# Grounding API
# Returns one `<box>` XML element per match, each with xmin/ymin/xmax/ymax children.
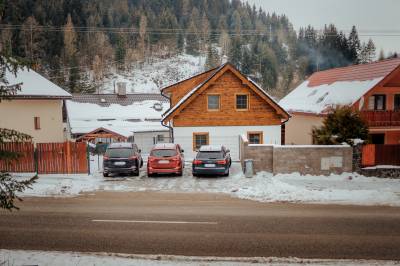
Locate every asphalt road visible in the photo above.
<box><xmin>1</xmin><ymin>192</ymin><xmax>400</xmax><ymax>260</ymax></box>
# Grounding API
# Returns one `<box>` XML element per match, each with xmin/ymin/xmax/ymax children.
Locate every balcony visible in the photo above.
<box><xmin>360</xmin><ymin>110</ymin><xmax>400</xmax><ymax>127</ymax></box>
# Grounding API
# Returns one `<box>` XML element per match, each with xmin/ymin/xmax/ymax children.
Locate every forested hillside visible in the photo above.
<box><xmin>0</xmin><ymin>0</ymin><xmax>379</xmax><ymax>98</ymax></box>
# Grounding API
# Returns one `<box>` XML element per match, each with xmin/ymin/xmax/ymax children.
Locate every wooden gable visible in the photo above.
<box><xmin>162</xmin><ymin>63</ymin><xmax>290</xmax><ymax>127</ymax></box>
<box><xmin>162</xmin><ymin>67</ymin><xmax>218</xmax><ymax>106</ymax></box>
<box><xmin>354</xmin><ymin>65</ymin><xmax>400</xmax><ymax>111</ymax></box>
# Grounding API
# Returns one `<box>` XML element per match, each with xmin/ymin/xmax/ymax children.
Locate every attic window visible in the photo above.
<box><xmin>316</xmin><ymin>92</ymin><xmax>329</xmax><ymax>104</ymax></box>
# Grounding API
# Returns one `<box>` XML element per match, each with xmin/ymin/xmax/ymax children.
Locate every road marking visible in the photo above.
<box><xmin>92</xmin><ymin>219</ymin><xmax>218</xmax><ymax>225</ymax></box>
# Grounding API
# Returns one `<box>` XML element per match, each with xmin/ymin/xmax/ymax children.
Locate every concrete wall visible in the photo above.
<box><xmin>0</xmin><ymin>99</ymin><xmax>65</xmax><ymax>143</ymax></box>
<box><xmin>285</xmin><ymin>113</ymin><xmax>324</xmax><ymax>145</ymax></box>
<box><xmin>240</xmin><ymin>136</ymin><xmax>353</xmax><ymax>175</ymax></box>
<box><xmin>174</xmin><ymin>125</ymin><xmax>281</xmax><ymax>161</ymax></box>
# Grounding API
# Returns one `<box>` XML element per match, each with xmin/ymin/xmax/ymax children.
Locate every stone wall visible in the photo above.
<box><xmin>240</xmin><ymin>135</ymin><xmax>353</xmax><ymax>175</ymax></box>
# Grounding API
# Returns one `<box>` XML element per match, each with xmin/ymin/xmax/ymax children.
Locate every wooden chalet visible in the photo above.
<box><xmin>161</xmin><ymin>63</ymin><xmax>290</xmax><ymax>160</ymax></box>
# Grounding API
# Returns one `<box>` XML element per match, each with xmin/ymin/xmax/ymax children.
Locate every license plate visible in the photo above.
<box><xmin>159</xmin><ymin>160</ymin><xmax>170</xmax><ymax>164</ymax></box>
<box><xmin>204</xmin><ymin>164</ymin><xmax>216</xmax><ymax>168</ymax></box>
<box><xmin>114</xmin><ymin>161</ymin><xmax>126</xmax><ymax>166</ymax></box>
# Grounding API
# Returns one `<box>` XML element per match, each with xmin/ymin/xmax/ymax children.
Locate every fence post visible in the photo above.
<box><xmin>34</xmin><ymin>146</ymin><xmax>38</xmax><ymax>175</ymax></box>
<box><xmin>86</xmin><ymin>144</ymin><xmax>91</xmax><ymax>176</ymax></box>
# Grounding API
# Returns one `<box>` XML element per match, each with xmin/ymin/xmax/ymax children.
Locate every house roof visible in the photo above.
<box><xmin>279</xmin><ymin>58</ymin><xmax>400</xmax><ymax>115</ymax></box>
<box><xmin>4</xmin><ymin>67</ymin><xmax>71</xmax><ymax>99</ymax></box>
<box><xmin>162</xmin><ymin>63</ymin><xmax>290</xmax><ymax>123</ymax></box>
<box><xmin>160</xmin><ymin>66</ymin><xmax>220</xmax><ymax>92</ymax></box>
<box><xmin>71</xmin><ymin>93</ymin><xmax>168</xmax><ymax>107</ymax></box>
<box><xmin>67</xmin><ymin>94</ymin><xmax>169</xmax><ymax>137</ymax></box>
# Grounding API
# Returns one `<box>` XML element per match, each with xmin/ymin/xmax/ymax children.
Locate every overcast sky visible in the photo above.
<box><xmin>246</xmin><ymin>0</ymin><xmax>400</xmax><ymax>55</ymax></box>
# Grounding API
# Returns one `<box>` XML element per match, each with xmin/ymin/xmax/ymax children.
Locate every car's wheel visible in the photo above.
<box><xmin>133</xmin><ymin>162</ymin><xmax>140</xmax><ymax>176</ymax></box>
<box><xmin>177</xmin><ymin>170</ymin><xmax>183</xmax><ymax>177</ymax></box>
<box><xmin>103</xmin><ymin>172</ymin><xmax>109</xmax><ymax>177</ymax></box>
<box><xmin>147</xmin><ymin>172</ymin><xmax>153</xmax><ymax>177</ymax></box>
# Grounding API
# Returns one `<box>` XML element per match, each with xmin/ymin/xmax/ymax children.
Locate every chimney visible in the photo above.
<box><xmin>116</xmin><ymin>82</ymin><xmax>127</xmax><ymax>97</ymax></box>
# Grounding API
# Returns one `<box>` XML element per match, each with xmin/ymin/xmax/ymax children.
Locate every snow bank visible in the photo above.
<box><xmin>1</xmin><ymin>249</ymin><xmax>398</xmax><ymax>266</ymax></box>
<box><xmin>15</xmin><ymin>162</ymin><xmax>400</xmax><ymax>206</ymax></box>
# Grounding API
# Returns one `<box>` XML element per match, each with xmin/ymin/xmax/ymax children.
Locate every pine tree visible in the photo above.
<box><xmin>205</xmin><ymin>44</ymin><xmax>220</xmax><ymax>69</ymax></box>
<box><xmin>312</xmin><ymin>106</ymin><xmax>369</xmax><ymax>145</ymax></box>
<box><xmin>0</xmin><ymin>56</ymin><xmax>37</xmax><ymax>211</ymax></box>
<box><xmin>347</xmin><ymin>26</ymin><xmax>361</xmax><ymax>64</ymax></box>
<box><xmin>63</xmin><ymin>14</ymin><xmax>77</xmax><ymax>63</ymax></box>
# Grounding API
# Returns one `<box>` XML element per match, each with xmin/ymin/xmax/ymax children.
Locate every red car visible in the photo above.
<box><xmin>147</xmin><ymin>143</ymin><xmax>185</xmax><ymax>177</ymax></box>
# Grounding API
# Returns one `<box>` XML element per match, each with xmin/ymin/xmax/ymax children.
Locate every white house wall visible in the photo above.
<box><xmin>173</xmin><ymin>126</ymin><xmax>281</xmax><ymax>161</ymax></box>
<box><xmin>134</xmin><ymin>131</ymin><xmax>170</xmax><ymax>155</ymax></box>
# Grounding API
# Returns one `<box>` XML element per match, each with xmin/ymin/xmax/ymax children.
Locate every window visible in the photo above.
<box><xmin>207</xmin><ymin>94</ymin><xmax>220</xmax><ymax>111</ymax></box>
<box><xmin>248</xmin><ymin>132</ymin><xmax>263</xmax><ymax>144</ymax></box>
<box><xmin>236</xmin><ymin>94</ymin><xmax>249</xmax><ymax>110</ymax></box>
<box><xmin>34</xmin><ymin>117</ymin><xmax>40</xmax><ymax>130</ymax></box>
<box><xmin>395</xmin><ymin>95</ymin><xmax>400</xmax><ymax>111</ymax></box>
<box><xmin>374</xmin><ymin>95</ymin><xmax>386</xmax><ymax>110</ymax></box>
<box><xmin>193</xmin><ymin>132</ymin><xmax>209</xmax><ymax>151</ymax></box>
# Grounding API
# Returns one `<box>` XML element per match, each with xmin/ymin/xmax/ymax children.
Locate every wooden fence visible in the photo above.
<box><xmin>0</xmin><ymin>142</ymin><xmax>35</xmax><ymax>172</ymax></box>
<box><xmin>0</xmin><ymin>142</ymin><xmax>88</xmax><ymax>174</ymax></box>
<box><xmin>362</xmin><ymin>144</ymin><xmax>400</xmax><ymax>167</ymax></box>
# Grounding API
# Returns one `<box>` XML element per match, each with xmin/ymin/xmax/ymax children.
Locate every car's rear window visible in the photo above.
<box><xmin>105</xmin><ymin>148</ymin><xmax>134</xmax><ymax>158</ymax></box>
<box><xmin>150</xmin><ymin>149</ymin><xmax>178</xmax><ymax>158</ymax></box>
<box><xmin>196</xmin><ymin>151</ymin><xmax>224</xmax><ymax>159</ymax></box>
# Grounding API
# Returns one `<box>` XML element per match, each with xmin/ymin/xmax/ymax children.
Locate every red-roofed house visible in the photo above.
<box><xmin>279</xmin><ymin>58</ymin><xmax>400</xmax><ymax>145</ymax></box>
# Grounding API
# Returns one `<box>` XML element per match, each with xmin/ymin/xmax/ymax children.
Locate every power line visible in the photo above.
<box><xmin>1</xmin><ymin>24</ymin><xmax>400</xmax><ymax>37</ymax></box>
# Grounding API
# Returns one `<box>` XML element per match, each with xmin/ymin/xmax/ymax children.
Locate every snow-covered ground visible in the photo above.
<box><xmin>1</xmin><ymin>250</ymin><xmax>398</xmax><ymax>266</ymax></box>
<box><xmin>99</xmin><ymin>54</ymin><xmax>206</xmax><ymax>93</ymax></box>
<box><xmin>14</xmin><ymin>161</ymin><xmax>400</xmax><ymax>206</ymax></box>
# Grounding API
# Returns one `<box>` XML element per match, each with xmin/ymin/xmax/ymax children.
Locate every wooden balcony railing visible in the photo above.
<box><xmin>360</xmin><ymin>110</ymin><xmax>400</xmax><ymax>127</ymax></box>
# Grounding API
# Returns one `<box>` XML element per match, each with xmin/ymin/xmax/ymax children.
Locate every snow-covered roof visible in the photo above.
<box><xmin>66</xmin><ymin>98</ymin><xmax>169</xmax><ymax>137</ymax></box>
<box><xmin>280</xmin><ymin>58</ymin><xmax>400</xmax><ymax>114</ymax></box>
<box><xmin>4</xmin><ymin>67</ymin><xmax>71</xmax><ymax>98</ymax></box>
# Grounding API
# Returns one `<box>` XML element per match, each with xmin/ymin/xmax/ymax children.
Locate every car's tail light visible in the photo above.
<box><xmin>217</xmin><ymin>160</ymin><xmax>227</xmax><ymax>165</ymax></box>
<box><xmin>103</xmin><ymin>156</ymin><xmax>109</xmax><ymax>161</ymax></box>
<box><xmin>193</xmin><ymin>160</ymin><xmax>202</xmax><ymax>165</ymax></box>
<box><xmin>129</xmin><ymin>156</ymin><xmax>138</xmax><ymax>160</ymax></box>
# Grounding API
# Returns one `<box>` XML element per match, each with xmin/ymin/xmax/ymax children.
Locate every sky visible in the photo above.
<box><xmin>246</xmin><ymin>0</ymin><xmax>400</xmax><ymax>56</ymax></box>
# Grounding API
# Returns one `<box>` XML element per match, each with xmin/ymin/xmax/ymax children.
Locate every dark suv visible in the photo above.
<box><xmin>192</xmin><ymin>145</ymin><xmax>231</xmax><ymax>177</ymax></box>
<box><xmin>103</xmin><ymin>143</ymin><xmax>143</xmax><ymax>177</ymax></box>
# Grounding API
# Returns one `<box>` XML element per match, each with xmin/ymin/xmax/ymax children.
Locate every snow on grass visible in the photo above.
<box><xmin>99</xmin><ymin>54</ymin><xmax>206</xmax><ymax>93</ymax></box>
<box><xmin>1</xmin><ymin>249</ymin><xmax>398</xmax><ymax>266</ymax></box>
<box><xmin>15</xmin><ymin>162</ymin><xmax>400</xmax><ymax>206</ymax></box>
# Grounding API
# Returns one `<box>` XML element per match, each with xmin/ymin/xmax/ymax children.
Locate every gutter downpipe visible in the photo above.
<box><xmin>160</xmin><ymin>90</ymin><xmax>174</xmax><ymax>143</ymax></box>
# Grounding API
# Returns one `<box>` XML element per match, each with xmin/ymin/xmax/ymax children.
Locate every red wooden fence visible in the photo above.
<box><xmin>0</xmin><ymin>142</ymin><xmax>88</xmax><ymax>174</ymax></box>
<box><xmin>361</xmin><ymin>144</ymin><xmax>376</xmax><ymax>167</ymax></box>
<box><xmin>362</xmin><ymin>144</ymin><xmax>400</xmax><ymax>167</ymax></box>
<box><xmin>0</xmin><ymin>142</ymin><xmax>35</xmax><ymax>172</ymax></box>
<box><xmin>37</xmin><ymin>142</ymin><xmax>88</xmax><ymax>174</ymax></box>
